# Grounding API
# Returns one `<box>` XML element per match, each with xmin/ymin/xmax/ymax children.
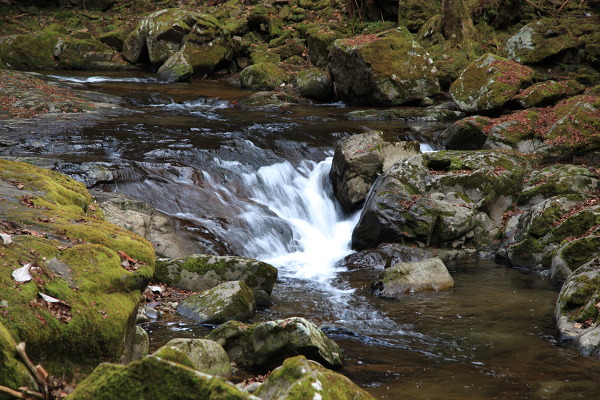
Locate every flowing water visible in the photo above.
<box><xmin>4</xmin><ymin>71</ymin><xmax>600</xmax><ymax>399</ymax></box>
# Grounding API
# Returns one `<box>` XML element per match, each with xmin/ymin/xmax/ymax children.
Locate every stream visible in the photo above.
<box><xmin>4</xmin><ymin>71</ymin><xmax>600</xmax><ymax>399</ymax></box>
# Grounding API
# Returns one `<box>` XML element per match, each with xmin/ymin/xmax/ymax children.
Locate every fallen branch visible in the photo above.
<box><xmin>0</xmin><ymin>385</ymin><xmax>26</xmax><ymax>399</ymax></box>
<box><xmin>15</xmin><ymin>342</ymin><xmax>48</xmax><ymax>398</ymax></box>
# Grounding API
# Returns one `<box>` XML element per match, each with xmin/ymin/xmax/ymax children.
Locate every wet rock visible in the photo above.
<box><xmin>177</xmin><ymin>281</ymin><xmax>256</xmax><ymax>324</ymax></box>
<box><xmin>351</xmin><ymin>150</ymin><xmax>529</xmax><ymax>250</ymax></box>
<box><xmin>155</xmin><ymin>254</ymin><xmax>278</xmax><ymax>296</ymax></box>
<box><xmin>340</xmin><ymin>243</ymin><xmax>435</xmax><ymax>271</ymax></box>
<box><xmin>239</xmin><ymin>62</ymin><xmax>289</xmax><ymax>90</ymax></box>
<box><xmin>371</xmin><ymin>257</ymin><xmax>454</xmax><ymax>297</ymax></box>
<box><xmin>0</xmin><ymin>322</ymin><xmax>37</xmax><ymax>393</ymax></box>
<box><xmin>442</xmin><ymin>116</ymin><xmax>493</xmax><ymax>150</ymax></box>
<box><xmin>122</xmin><ymin>325</ymin><xmax>149</xmax><ymax>364</ymax></box>
<box><xmin>54</xmin><ymin>161</ymin><xmax>114</xmax><ymax>188</ymax></box>
<box><xmin>329</xmin><ymin>131</ymin><xmax>421</xmax><ymax>213</ymax></box>
<box><xmin>345</xmin><ymin>108</ymin><xmax>465</xmax><ymax>122</ymax></box>
<box><xmin>255</xmin><ymin>355</ymin><xmax>375</xmax><ymax>400</ymax></box>
<box><xmin>157</xmin><ymin>52</ymin><xmax>193</xmax><ymax>82</ymax></box>
<box><xmin>0</xmin><ymin>159</ymin><xmax>155</xmax><ymax>371</ymax></box>
<box><xmin>450</xmin><ymin>53</ymin><xmax>534</xmax><ymax>113</ymax></box>
<box><xmin>68</xmin><ymin>355</ymin><xmax>257</xmax><ymax>400</ymax></box>
<box><xmin>96</xmin><ymin>191</ymin><xmax>215</xmax><ymax>259</ymax></box>
<box><xmin>294</xmin><ymin>67</ymin><xmax>331</xmax><ymax>99</ymax></box>
<box><xmin>513</xmin><ymin>80</ymin><xmax>585</xmax><ymax>108</ymax></box>
<box><xmin>207</xmin><ymin>317</ymin><xmax>343</xmax><ymax>370</ymax></box>
<box><xmin>153</xmin><ymin>338</ymin><xmax>231</xmax><ymax>377</ymax></box>
<box><xmin>328</xmin><ymin>27</ymin><xmax>440</xmax><ymax>106</ymax></box>
<box><xmin>554</xmin><ymin>259</ymin><xmax>600</xmax><ymax>357</ymax></box>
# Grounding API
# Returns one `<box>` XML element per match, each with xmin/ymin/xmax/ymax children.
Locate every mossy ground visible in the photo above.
<box><xmin>0</xmin><ymin>159</ymin><xmax>155</xmax><ymax>376</ymax></box>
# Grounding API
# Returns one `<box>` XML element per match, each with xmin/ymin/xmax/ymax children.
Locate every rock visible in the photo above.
<box><xmin>54</xmin><ymin>161</ymin><xmax>114</xmax><ymax>188</ymax></box>
<box><xmin>340</xmin><ymin>243</ymin><xmax>435</xmax><ymax>271</ymax></box>
<box><xmin>554</xmin><ymin>259</ymin><xmax>600</xmax><ymax>357</ymax></box>
<box><xmin>294</xmin><ymin>68</ymin><xmax>331</xmax><ymax>99</ymax></box>
<box><xmin>301</xmin><ymin>25</ymin><xmax>342</xmax><ymax>68</ymax></box>
<box><xmin>0</xmin><ymin>159</ymin><xmax>155</xmax><ymax>372</ymax></box>
<box><xmin>351</xmin><ymin>150</ymin><xmax>529</xmax><ymax>250</ymax></box>
<box><xmin>155</xmin><ymin>254</ymin><xmax>278</xmax><ymax>296</ymax></box>
<box><xmin>328</xmin><ymin>27</ymin><xmax>440</xmax><ymax>106</ymax></box>
<box><xmin>0</xmin><ymin>322</ymin><xmax>37</xmax><ymax>394</ymax></box>
<box><xmin>450</xmin><ymin>53</ymin><xmax>534</xmax><ymax>113</ymax></box>
<box><xmin>329</xmin><ymin>131</ymin><xmax>421</xmax><ymax>213</ymax></box>
<box><xmin>177</xmin><ymin>281</ymin><xmax>256</xmax><ymax>324</ymax></box>
<box><xmin>207</xmin><ymin>317</ymin><xmax>343</xmax><ymax>370</ymax></box>
<box><xmin>550</xmin><ymin>237</ymin><xmax>600</xmax><ymax>282</ymax></box>
<box><xmin>154</xmin><ymin>338</ymin><xmax>231</xmax><ymax>376</ymax></box>
<box><xmin>371</xmin><ymin>257</ymin><xmax>454</xmax><ymax>297</ymax></box>
<box><xmin>442</xmin><ymin>116</ymin><xmax>493</xmax><ymax>150</ymax></box>
<box><xmin>255</xmin><ymin>356</ymin><xmax>375</xmax><ymax>400</ymax></box>
<box><xmin>250</xmin><ymin>51</ymin><xmax>281</xmax><ymax>64</ymax></box>
<box><xmin>505</xmin><ymin>17</ymin><xmax>593</xmax><ymax>64</ymax></box>
<box><xmin>345</xmin><ymin>108</ymin><xmax>465</xmax><ymax>122</ymax></box>
<box><xmin>398</xmin><ymin>0</ymin><xmax>438</xmax><ymax>32</ymax></box>
<box><xmin>68</xmin><ymin>355</ymin><xmax>257</xmax><ymax>400</ymax></box>
<box><xmin>157</xmin><ymin>52</ymin><xmax>193</xmax><ymax>82</ymax></box>
<box><xmin>96</xmin><ymin>191</ymin><xmax>215</xmax><ymax>259</ymax></box>
<box><xmin>513</xmin><ymin>80</ymin><xmax>586</xmax><ymax>108</ymax></box>
<box><xmin>239</xmin><ymin>62</ymin><xmax>289</xmax><ymax>90</ymax></box>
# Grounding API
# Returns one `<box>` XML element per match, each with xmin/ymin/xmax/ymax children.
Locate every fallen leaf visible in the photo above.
<box><xmin>39</xmin><ymin>293</ymin><xmax>60</xmax><ymax>303</ymax></box>
<box><xmin>0</xmin><ymin>232</ymin><xmax>12</xmax><ymax>245</ymax></box>
<box><xmin>12</xmin><ymin>263</ymin><xmax>32</xmax><ymax>282</ymax></box>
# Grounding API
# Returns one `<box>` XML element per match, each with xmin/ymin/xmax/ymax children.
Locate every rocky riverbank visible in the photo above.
<box><xmin>1</xmin><ymin>0</ymin><xmax>599</xmax><ymax>398</ymax></box>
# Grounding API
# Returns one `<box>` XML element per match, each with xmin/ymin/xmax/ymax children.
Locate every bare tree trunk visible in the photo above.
<box><xmin>439</xmin><ymin>0</ymin><xmax>476</xmax><ymax>41</ymax></box>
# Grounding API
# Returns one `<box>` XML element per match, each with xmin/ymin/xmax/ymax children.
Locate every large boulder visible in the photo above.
<box><xmin>450</xmin><ymin>53</ymin><xmax>534</xmax><ymax>113</ymax></box>
<box><xmin>328</xmin><ymin>27</ymin><xmax>440</xmax><ymax>106</ymax></box>
<box><xmin>0</xmin><ymin>159</ymin><xmax>155</xmax><ymax>371</ymax></box>
<box><xmin>155</xmin><ymin>254</ymin><xmax>278</xmax><ymax>297</ymax></box>
<box><xmin>351</xmin><ymin>150</ymin><xmax>529</xmax><ymax>250</ymax></box>
<box><xmin>68</xmin><ymin>355</ymin><xmax>257</xmax><ymax>400</ymax></box>
<box><xmin>177</xmin><ymin>281</ymin><xmax>256</xmax><ymax>324</ymax></box>
<box><xmin>443</xmin><ymin>116</ymin><xmax>494</xmax><ymax>150</ymax></box>
<box><xmin>207</xmin><ymin>317</ymin><xmax>343</xmax><ymax>370</ymax></box>
<box><xmin>512</xmin><ymin>80</ymin><xmax>586</xmax><ymax>108</ymax></box>
<box><xmin>371</xmin><ymin>257</ymin><xmax>454</xmax><ymax>297</ymax></box>
<box><xmin>153</xmin><ymin>338</ymin><xmax>231</xmax><ymax>377</ymax></box>
<box><xmin>239</xmin><ymin>62</ymin><xmax>289</xmax><ymax>90</ymax></box>
<box><xmin>554</xmin><ymin>260</ymin><xmax>600</xmax><ymax>357</ymax></box>
<box><xmin>294</xmin><ymin>68</ymin><xmax>331</xmax><ymax>99</ymax></box>
<box><xmin>255</xmin><ymin>356</ymin><xmax>376</xmax><ymax>400</ymax></box>
<box><xmin>329</xmin><ymin>131</ymin><xmax>421</xmax><ymax>213</ymax></box>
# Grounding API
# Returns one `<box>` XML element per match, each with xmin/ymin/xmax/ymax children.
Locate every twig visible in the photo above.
<box><xmin>558</xmin><ymin>0</ymin><xmax>571</xmax><ymax>11</ymax></box>
<box><xmin>0</xmin><ymin>385</ymin><xmax>25</xmax><ymax>399</ymax></box>
<box><xmin>15</xmin><ymin>342</ymin><xmax>48</xmax><ymax>397</ymax></box>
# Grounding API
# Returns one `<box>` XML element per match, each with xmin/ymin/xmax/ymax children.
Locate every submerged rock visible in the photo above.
<box><xmin>153</xmin><ymin>338</ymin><xmax>231</xmax><ymax>377</ymax></box>
<box><xmin>68</xmin><ymin>355</ymin><xmax>257</xmax><ymax>400</ymax></box>
<box><xmin>371</xmin><ymin>257</ymin><xmax>455</xmax><ymax>297</ymax></box>
<box><xmin>177</xmin><ymin>280</ymin><xmax>256</xmax><ymax>324</ymax></box>
<box><xmin>207</xmin><ymin>317</ymin><xmax>343</xmax><ymax>371</ymax></box>
<box><xmin>450</xmin><ymin>53</ymin><xmax>534</xmax><ymax>113</ymax></box>
<box><xmin>255</xmin><ymin>355</ymin><xmax>375</xmax><ymax>400</ymax></box>
<box><xmin>328</xmin><ymin>27</ymin><xmax>440</xmax><ymax>106</ymax></box>
<box><xmin>329</xmin><ymin>131</ymin><xmax>420</xmax><ymax>213</ymax></box>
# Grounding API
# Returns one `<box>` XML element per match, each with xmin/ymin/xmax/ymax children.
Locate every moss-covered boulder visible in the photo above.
<box><xmin>551</xmin><ymin>236</ymin><xmax>600</xmax><ymax>282</ymax></box>
<box><xmin>450</xmin><ymin>53</ymin><xmax>534</xmax><ymax>113</ymax></box>
<box><xmin>0</xmin><ymin>159</ymin><xmax>155</xmax><ymax>372</ymax></box>
<box><xmin>328</xmin><ymin>27</ymin><xmax>440</xmax><ymax>106</ymax></box>
<box><xmin>0</xmin><ymin>23</ymin><xmax>116</xmax><ymax>70</ymax></box>
<box><xmin>294</xmin><ymin>67</ymin><xmax>331</xmax><ymax>99</ymax></box>
<box><xmin>398</xmin><ymin>0</ymin><xmax>439</xmax><ymax>32</ymax></box>
<box><xmin>157</xmin><ymin>52</ymin><xmax>193</xmax><ymax>82</ymax></box>
<box><xmin>255</xmin><ymin>356</ymin><xmax>375</xmax><ymax>400</ymax></box>
<box><xmin>351</xmin><ymin>150</ymin><xmax>529</xmax><ymax>251</ymax></box>
<box><xmin>554</xmin><ymin>260</ymin><xmax>600</xmax><ymax>357</ymax></box>
<box><xmin>299</xmin><ymin>24</ymin><xmax>343</xmax><ymax>68</ymax></box>
<box><xmin>177</xmin><ymin>281</ymin><xmax>256</xmax><ymax>324</ymax></box>
<box><xmin>329</xmin><ymin>131</ymin><xmax>421</xmax><ymax>213</ymax></box>
<box><xmin>0</xmin><ymin>322</ymin><xmax>36</xmax><ymax>397</ymax></box>
<box><xmin>207</xmin><ymin>317</ymin><xmax>343</xmax><ymax>371</ymax></box>
<box><xmin>345</xmin><ymin>107</ymin><xmax>464</xmax><ymax>122</ymax></box>
<box><xmin>68</xmin><ymin>355</ymin><xmax>257</xmax><ymax>400</ymax></box>
<box><xmin>505</xmin><ymin>17</ymin><xmax>598</xmax><ymax>64</ymax></box>
<box><xmin>155</xmin><ymin>254</ymin><xmax>277</xmax><ymax>296</ymax></box>
<box><xmin>371</xmin><ymin>257</ymin><xmax>454</xmax><ymax>297</ymax></box>
<box><xmin>153</xmin><ymin>338</ymin><xmax>231</xmax><ymax>377</ymax></box>
<box><xmin>239</xmin><ymin>62</ymin><xmax>289</xmax><ymax>90</ymax></box>
<box><xmin>442</xmin><ymin>115</ymin><xmax>493</xmax><ymax>150</ymax></box>
<box><xmin>513</xmin><ymin>80</ymin><xmax>586</xmax><ymax>108</ymax></box>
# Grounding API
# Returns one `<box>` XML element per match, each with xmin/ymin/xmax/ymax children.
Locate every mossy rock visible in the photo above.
<box><xmin>450</xmin><ymin>53</ymin><xmax>534</xmax><ymax>112</ymax></box>
<box><xmin>294</xmin><ymin>67</ymin><xmax>330</xmax><ymax>99</ymax></box>
<box><xmin>556</xmin><ymin>260</ymin><xmax>600</xmax><ymax>324</ymax></box>
<box><xmin>0</xmin><ymin>322</ymin><xmax>36</xmax><ymax>397</ymax></box>
<box><xmin>156</xmin><ymin>338</ymin><xmax>231</xmax><ymax>377</ymax></box>
<box><xmin>443</xmin><ymin>115</ymin><xmax>493</xmax><ymax>150</ymax></box>
<box><xmin>0</xmin><ymin>24</ymin><xmax>66</xmax><ymax>69</ymax></box>
<box><xmin>398</xmin><ymin>0</ymin><xmax>440</xmax><ymax>32</ymax></box>
<box><xmin>255</xmin><ymin>356</ymin><xmax>375</xmax><ymax>400</ymax></box>
<box><xmin>0</xmin><ymin>159</ymin><xmax>154</xmax><ymax>373</ymax></box>
<box><xmin>239</xmin><ymin>62</ymin><xmax>289</xmax><ymax>90</ymax></box>
<box><xmin>513</xmin><ymin>80</ymin><xmax>586</xmax><ymax>108</ymax></box>
<box><xmin>328</xmin><ymin>27</ymin><xmax>440</xmax><ymax>106</ymax></box>
<box><xmin>157</xmin><ymin>52</ymin><xmax>193</xmax><ymax>82</ymax></box>
<box><xmin>552</xmin><ymin>237</ymin><xmax>600</xmax><ymax>280</ymax></box>
<box><xmin>250</xmin><ymin>51</ymin><xmax>281</xmax><ymax>64</ymax></box>
<box><xmin>68</xmin><ymin>355</ymin><xmax>254</xmax><ymax>400</ymax></box>
<box><xmin>298</xmin><ymin>24</ymin><xmax>343</xmax><ymax>67</ymax></box>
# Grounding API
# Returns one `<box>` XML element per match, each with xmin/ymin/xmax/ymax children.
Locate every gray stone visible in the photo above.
<box><xmin>158</xmin><ymin>338</ymin><xmax>231</xmax><ymax>376</ymax></box>
<box><xmin>157</xmin><ymin>52</ymin><xmax>193</xmax><ymax>82</ymax></box>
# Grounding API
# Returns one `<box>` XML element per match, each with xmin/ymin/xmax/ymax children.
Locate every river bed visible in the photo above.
<box><xmin>2</xmin><ymin>71</ymin><xmax>600</xmax><ymax>399</ymax></box>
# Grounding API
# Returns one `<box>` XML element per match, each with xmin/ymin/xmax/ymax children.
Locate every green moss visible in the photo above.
<box><xmin>508</xmin><ymin>237</ymin><xmax>544</xmax><ymax>268</ymax></box>
<box><xmin>239</xmin><ymin>62</ymin><xmax>289</xmax><ymax>90</ymax></box>
<box><xmin>0</xmin><ymin>322</ymin><xmax>35</xmax><ymax>393</ymax></box>
<box><xmin>151</xmin><ymin>347</ymin><xmax>195</xmax><ymax>369</ymax></box>
<box><xmin>561</xmin><ymin>237</ymin><xmax>600</xmax><ymax>271</ymax></box>
<box><xmin>550</xmin><ymin>210</ymin><xmax>600</xmax><ymax>244</ymax></box>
